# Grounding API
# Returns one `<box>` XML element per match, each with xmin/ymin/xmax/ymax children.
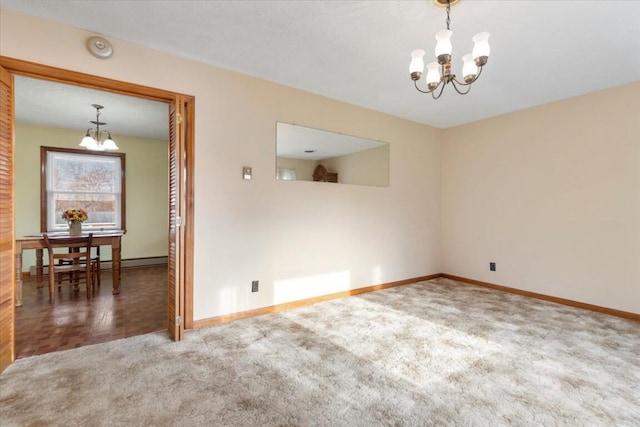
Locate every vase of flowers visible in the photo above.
<box><xmin>62</xmin><ymin>208</ymin><xmax>88</xmax><ymax>236</ymax></box>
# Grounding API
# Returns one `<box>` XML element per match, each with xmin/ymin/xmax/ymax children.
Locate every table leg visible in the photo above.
<box><xmin>112</xmin><ymin>237</ymin><xmax>121</xmax><ymax>295</ymax></box>
<box><xmin>15</xmin><ymin>250</ymin><xmax>23</xmax><ymax>307</ymax></box>
<box><xmin>36</xmin><ymin>248</ymin><xmax>44</xmax><ymax>288</ymax></box>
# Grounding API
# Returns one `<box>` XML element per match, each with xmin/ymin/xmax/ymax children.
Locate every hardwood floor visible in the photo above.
<box><xmin>15</xmin><ymin>265</ymin><xmax>167</xmax><ymax>359</ymax></box>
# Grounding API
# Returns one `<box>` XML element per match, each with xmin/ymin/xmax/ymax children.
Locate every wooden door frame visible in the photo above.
<box><xmin>0</xmin><ymin>56</ymin><xmax>195</xmax><ymax>347</ymax></box>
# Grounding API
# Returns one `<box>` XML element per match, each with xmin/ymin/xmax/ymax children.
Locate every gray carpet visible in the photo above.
<box><xmin>1</xmin><ymin>278</ymin><xmax>639</xmax><ymax>426</ymax></box>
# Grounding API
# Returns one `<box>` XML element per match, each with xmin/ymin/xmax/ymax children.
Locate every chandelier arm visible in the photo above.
<box><xmin>452</xmin><ymin>65</ymin><xmax>484</xmax><ymax>87</ymax></box>
<box><xmin>414</xmin><ymin>79</ymin><xmax>441</xmax><ymax>94</ymax></box>
<box><xmin>451</xmin><ymin>76</ymin><xmax>473</xmax><ymax>86</ymax></box>
<box><xmin>450</xmin><ymin>80</ymin><xmax>473</xmax><ymax>95</ymax></box>
<box><xmin>431</xmin><ymin>81</ymin><xmax>447</xmax><ymax>99</ymax></box>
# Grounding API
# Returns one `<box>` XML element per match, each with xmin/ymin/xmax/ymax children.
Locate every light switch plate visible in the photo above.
<box><xmin>243</xmin><ymin>166</ymin><xmax>252</xmax><ymax>180</ymax></box>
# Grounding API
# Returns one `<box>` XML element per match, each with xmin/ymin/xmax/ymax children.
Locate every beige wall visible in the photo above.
<box><xmin>4</xmin><ymin>9</ymin><xmax>636</xmax><ymax>319</ymax></box>
<box><xmin>442</xmin><ymin>82</ymin><xmax>640</xmax><ymax>313</ymax></box>
<box><xmin>278</xmin><ymin>143</ymin><xmax>390</xmax><ymax>186</ymax></box>
<box><xmin>1</xmin><ymin>9</ymin><xmax>442</xmax><ymax>321</ymax></box>
<box><xmin>14</xmin><ymin>123</ymin><xmax>169</xmax><ymax>271</ymax></box>
<box><xmin>324</xmin><ymin>144</ymin><xmax>390</xmax><ymax>186</ymax></box>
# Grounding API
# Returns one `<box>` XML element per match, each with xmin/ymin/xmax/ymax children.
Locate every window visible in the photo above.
<box><xmin>41</xmin><ymin>147</ymin><xmax>126</xmax><ymax>232</ymax></box>
<box><xmin>276</xmin><ymin>167</ymin><xmax>297</xmax><ymax>181</ymax></box>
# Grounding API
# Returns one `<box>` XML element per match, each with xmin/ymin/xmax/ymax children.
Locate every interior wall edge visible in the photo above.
<box><xmin>442</xmin><ymin>273</ymin><xmax>640</xmax><ymax>322</ymax></box>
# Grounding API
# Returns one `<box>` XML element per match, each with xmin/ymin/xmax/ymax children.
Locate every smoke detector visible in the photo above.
<box><xmin>87</xmin><ymin>36</ymin><xmax>113</xmax><ymax>59</ymax></box>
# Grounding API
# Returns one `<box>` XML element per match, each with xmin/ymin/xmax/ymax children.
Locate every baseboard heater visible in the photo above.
<box><xmin>29</xmin><ymin>256</ymin><xmax>168</xmax><ymax>276</ymax></box>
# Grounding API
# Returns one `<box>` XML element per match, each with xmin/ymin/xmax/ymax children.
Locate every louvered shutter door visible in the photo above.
<box><xmin>167</xmin><ymin>99</ymin><xmax>184</xmax><ymax>340</ymax></box>
<box><xmin>0</xmin><ymin>66</ymin><xmax>15</xmax><ymax>372</ymax></box>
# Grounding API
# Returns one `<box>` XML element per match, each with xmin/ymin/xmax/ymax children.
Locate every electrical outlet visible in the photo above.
<box><xmin>490</xmin><ymin>262</ymin><xmax>496</xmax><ymax>271</ymax></box>
<box><xmin>251</xmin><ymin>280</ymin><xmax>259</xmax><ymax>292</ymax></box>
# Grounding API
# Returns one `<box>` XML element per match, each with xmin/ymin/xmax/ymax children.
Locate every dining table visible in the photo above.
<box><xmin>14</xmin><ymin>230</ymin><xmax>125</xmax><ymax>307</ymax></box>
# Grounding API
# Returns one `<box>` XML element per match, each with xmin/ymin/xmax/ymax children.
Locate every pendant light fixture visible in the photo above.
<box><xmin>79</xmin><ymin>104</ymin><xmax>119</xmax><ymax>151</ymax></box>
<box><xmin>409</xmin><ymin>0</ymin><xmax>491</xmax><ymax>99</ymax></box>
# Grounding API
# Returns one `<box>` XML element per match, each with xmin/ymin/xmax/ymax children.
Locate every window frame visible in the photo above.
<box><xmin>40</xmin><ymin>146</ymin><xmax>126</xmax><ymax>232</ymax></box>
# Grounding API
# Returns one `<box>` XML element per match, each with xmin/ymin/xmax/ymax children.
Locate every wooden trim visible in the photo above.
<box><xmin>0</xmin><ymin>57</ymin><xmax>176</xmax><ymax>103</ymax></box>
<box><xmin>183</xmin><ymin>98</ymin><xmax>195</xmax><ymax>330</ymax></box>
<box><xmin>193</xmin><ymin>274</ymin><xmax>441</xmax><ymax>329</ymax></box>
<box><xmin>442</xmin><ymin>274</ymin><xmax>640</xmax><ymax>322</ymax></box>
<box><xmin>40</xmin><ymin>147</ymin><xmax>46</xmax><ymax>232</ymax></box>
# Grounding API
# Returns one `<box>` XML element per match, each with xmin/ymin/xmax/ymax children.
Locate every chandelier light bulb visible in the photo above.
<box><xmin>472</xmin><ymin>32</ymin><xmax>491</xmax><ymax>66</ymax></box>
<box><xmin>410</xmin><ymin>50</ymin><xmax>426</xmax><ymax>73</ymax></box>
<box><xmin>102</xmin><ymin>133</ymin><xmax>119</xmax><ymax>150</ymax></box>
<box><xmin>425</xmin><ymin>62</ymin><xmax>441</xmax><ymax>87</ymax></box>
<box><xmin>435</xmin><ymin>30</ymin><xmax>453</xmax><ymax>63</ymax></box>
<box><xmin>462</xmin><ymin>54</ymin><xmax>477</xmax><ymax>83</ymax></box>
<box><xmin>410</xmin><ymin>49</ymin><xmax>426</xmax><ymax>81</ymax></box>
<box><xmin>80</xmin><ymin>130</ymin><xmax>95</xmax><ymax>148</ymax></box>
<box><xmin>87</xmin><ymin>138</ymin><xmax>99</xmax><ymax>150</ymax></box>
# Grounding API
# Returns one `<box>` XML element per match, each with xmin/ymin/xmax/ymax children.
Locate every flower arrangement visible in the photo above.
<box><xmin>62</xmin><ymin>208</ymin><xmax>88</xmax><ymax>223</ymax></box>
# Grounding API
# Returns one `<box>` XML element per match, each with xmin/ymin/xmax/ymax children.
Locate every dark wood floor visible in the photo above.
<box><xmin>15</xmin><ymin>265</ymin><xmax>167</xmax><ymax>359</ymax></box>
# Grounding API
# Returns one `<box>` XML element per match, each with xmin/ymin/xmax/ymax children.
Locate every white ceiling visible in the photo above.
<box><xmin>14</xmin><ymin>76</ymin><xmax>169</xmax><ymax>141</ymax></box>
<box><xmin>3</xmin><ymin>0</ymin><xmax>640</xmax><ymax>132</ymax></box>
<box><xmin>277</xmin><ymin>122</ymin><xmax>386</xmax><ymax>161</ymax></box>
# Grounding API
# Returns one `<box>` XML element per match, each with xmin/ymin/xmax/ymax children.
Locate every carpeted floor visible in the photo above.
<box><xmin>1</xmin><ymin>277</ymin><xmax>639</xmax><ymax>426</ymax></box>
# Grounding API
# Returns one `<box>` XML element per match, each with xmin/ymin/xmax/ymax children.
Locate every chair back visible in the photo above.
<box><xmin>43</xmin><ymin>233</ymin><xmax>94</xmax><ymax>267</ymax></box>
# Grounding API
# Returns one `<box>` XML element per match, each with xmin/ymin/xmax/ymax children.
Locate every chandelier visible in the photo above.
<box><xmin>409</xmin><ymin>0</ymin><xmax>490</xmax><ymax>99</ymax></box>
<box><xmin>79</xmin><ymin>104</ymin><xmax>119</xmax><ymax>151</ymax></box>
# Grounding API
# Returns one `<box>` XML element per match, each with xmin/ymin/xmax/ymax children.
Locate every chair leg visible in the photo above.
<box><xmin>95</xmin><ymin>259</ymin><xmax>101</xmax><ymax>287</ymax></box>
<box><xmin>72</xmin><ymin>271</ymin><xmax>80</xmax><ymax>291</ymax></box>
<box><xmin>90</xmin><ymin>263</ymin><xmax>96</xmax><ymax>296</ymax></box>
<box><xmin>86</xmin><ymin>269</ymin><xmax>92</xmax><ymax>300</ymax></box>
<box><xmin>49</xmin><ymin>268</ymin><xmax>55</xmax><ymax>304</ymax></box>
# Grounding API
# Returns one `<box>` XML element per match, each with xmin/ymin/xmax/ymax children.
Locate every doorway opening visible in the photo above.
<box><xmin>1</xmin><ymin>57</ymin><xmax>194</xmax><ymax>364</ymax></box>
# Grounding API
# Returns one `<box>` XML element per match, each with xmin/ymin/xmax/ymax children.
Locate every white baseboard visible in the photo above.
<box><xmin>29</xmin><ymin>256</ymin><xmax>168</xmax><ymax>276</ymax></box>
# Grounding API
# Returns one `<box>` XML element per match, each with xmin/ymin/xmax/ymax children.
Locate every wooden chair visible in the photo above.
<box><xmin>43</xmin><ymin>233</ymin><xmax>94</xmax><ymax>304</ymax></box>
<box><xmin>57</xmin><ymin>245</ymin><xmax>101</xmax><ymax>288</ymax></box>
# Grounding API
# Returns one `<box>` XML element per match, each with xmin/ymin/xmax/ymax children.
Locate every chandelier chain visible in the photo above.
<box><xmin>446</xmin><ymin>0</ymin><xmax>451</xmax><ymax>31</ymax></box>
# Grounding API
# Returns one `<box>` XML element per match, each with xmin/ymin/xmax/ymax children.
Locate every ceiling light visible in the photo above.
<box><xmin>409</xmin><ymin>0</ymin><xmax>490</xmax><ymax>99</ymax></box>
<box><xmin>79</xmin><ymin>104</ymin><xmax>119</xmax><ymax>151</ymax></box>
